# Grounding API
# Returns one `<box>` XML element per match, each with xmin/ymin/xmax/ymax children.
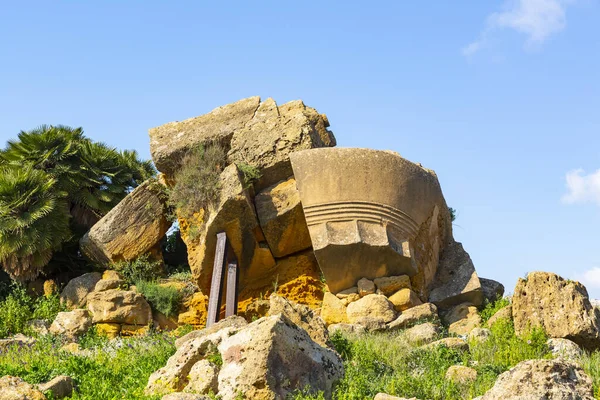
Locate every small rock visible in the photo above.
<box><xmin>341</xmin><ymin>293</ymin><xmax>360</xmax><ymax>306</ymax></box>
<box><xmin>445</xmin><ymin>365</ymin><xmax>477</xmax><ymax>384</ymax></box>
<box><xmin>0</xmin><ymin>376</ymin><xmax>46</xmax><ymax>400</ymax></box>
<box><xmin>423</xmin><ymin>337</ymin><xmax>469</xmax><ymax>352</ymax></box>
<box><xmin>357</xmin><ymin>278</ymin><xmax>376</xmax><ymax>297</ymax></box>
<box><xmin>38</xmin><ymin>376</ymin><xmax>74</xmax><ymax>399</ymax></box>
<box><xmin>336</xmin><ymin>287</ymin><xmax>358</xmax><ymax>299</ymax></box>
<box><xmin>547</xmin><ymin>338</ymin><xmax>582</xmax><ymax>361</ymax></box>
<box><xmin>328</xmin><ymin>323</ymin><xmax>366</xmax><ymax>336</ymax></box>
<box><xmin>27</xmin><ymin>320</ymin><xmax>50</xmax><ymax>336</ymax></box>
<box><xmin>96</xmin><ymin>323</ymin><xmax>121</xmax><ymax>339</ymax></box>
<box><xmin>347</xmin><ymin>294</ymin><xmax>397</xmax><ymax>324</ymax></box>
<box><xmin>102</xmin><ymin>270</ymin><xmax>123</xmax><ymax>281</ymax></box>
<box><xmin>487</xmin><ymin>305</ymin><xmax>512</xmax><ymax>327</ymax></box>
<box><xmin>43</xmin><ymin>280</ymin><xmax>58</xmax><ymax>297</ymax></box>
<box><xmin>374</xmin><ymin>394</ymin><xmax>420</xmax><ymax>400</ymax></box>
<box><xmin>183</xmin><ymin>359</ymin><xmax>219</xmax><ymax>394</ymax></box>
<box><xmin>121</xmin><ymin>324</ymin><xmax>149</xmax><ymax>337</ymax></box>
<box><xmin>443</xmin><ymin>303</ymin><xmax>482</xmax><ymax>335</ymax></box>
<box><xmin>388</xmin><ymin>288</ymin><xmax>422</xmax><ymax>312</ymax></box>
<box><xmin>388</xmin><ymin>303</ymin><xmax>439</xmax><ymax>331</ymax></box>
<box><xmin>321</xmin><ymin>292</ymin><xmax>349</xmax><ymax>325</ymax></box>
<box><xmin>469</xmin><ymin>328</ymin><xmax>492</xmax><ymax>344</ymax></box>
<box><xmin>404</xmin><ymin>322</ymin><xmax>440</xmax><ymax>345</ymax></box>
<box><xmin>374</xmin><ymin>275</ymin><xmax>412</xmax><ymax>296</ymax></box>
<box><xmin>50</xmin><ymin>309</ymin><xmax>92</xmax><ymax>339</ymax></box>
<box><xmin>354</xmin><ymin>317</ymin><xmax>388</xmax><ymax>332</ymax></box>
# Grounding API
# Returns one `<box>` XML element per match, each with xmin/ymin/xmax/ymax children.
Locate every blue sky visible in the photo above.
<box><xmin>1</xmin><ymin>1</ymin><xmax>599</xmax><ymax>297</ymax></box>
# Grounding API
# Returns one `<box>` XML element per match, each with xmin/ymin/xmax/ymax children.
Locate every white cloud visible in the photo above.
<box><xmin>463</xmin><ymin>0</ymin><xmax>572</xmax><ymax>56</ymax></box>
<box><xmin>574</xmin><ymin>267</ymin><xmax>600</xmax><ymax>289</ymax></box>
<box><xmin>562</xmin><ymin>169</ymin><xmax>600</xmax><ymax>206</ymax></box>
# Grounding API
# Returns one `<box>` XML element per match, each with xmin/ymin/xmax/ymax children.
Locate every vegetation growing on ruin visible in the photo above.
<box><xmin>135</xmin><ymin>280</ymin><xmax>182</xmax><ymax>318</ymax></box>
<box><xmin>237</xmin><ymin>162</ymin><xmax>262</xmax><ymax>188</ymax></box>
<box><xmin>113</xmin><ymin>254</ymin><xmax>164</xmax><ymax>284</ymax></box>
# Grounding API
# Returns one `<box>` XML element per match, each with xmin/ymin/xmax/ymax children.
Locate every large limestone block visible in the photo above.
<box><xmin>428</xmin><ymin>241</ymin><xmax>483</xmax><ymax>308</ymax></box>
<box><xmin>80</xmin><ymin>180</ymin><xmax>169</xmax><ymax>265</ymax></box>
<box><xmin>0</xmin><ymin>376</ymin><xmax>46</xmax><ymax>400</ymax></box>
<box><xmin>346</xmin><ymin>294</ymin><xmax>397</xmax><ymax>324</ymax></box>
<box><xmin>49</xmin><ymin>309</ymin><xmax>92</xmax><ymax>339</ymax></box>
<box><xmin>512</xmin><ymin>272</ymin><xmax>600</xmax><ymax>350</ymax></box>
<box><xmin>374</xmin><ymin>275</ymin><xmax>411</xmax><ymax>296</ymax></box>
<box><xmin>149</xmin><ymin>96</ymin><xmax>261</xmax><ymax>176</ymax></box>
<box><xmin>480</xmin><ymin>359</ymin><xmax>594</xmax><ymax>400</ymax></box>
<box><xmin>267</xmin><ymin>294</ymin><xmax>329</xmax><ymax>347</ymax></box>
<box><xmin>86</xmin><ymin>289</ymin><xmax>152</xmax><ymax>325</ymax></box>
<box><xmin>181</xmin><ymin>164</ymin><xmax>275</xmax><ymax>295</ymax></box>
<box><xmin>175</xmin><ymin>315</ymin><xmax>248</xmax><ymax>348</ymax></box>
<box><xmin>255</xmin><ymin>178</ymin><xmax>312</xmax><ymax>257</ymax></box>
<box><xmin>60</xmin><ymin>272</ymin><xmax>102</xmax><ymax>309</ymax></box>
<box><xmin>217</xmin><ymin>314</ymin><xmax>343</xmax><ymax>400</ymax></box>
<box><xmin>290</xmin><ymin>148</ymin><xmax>453</xmax><ymax>294</ymax></box>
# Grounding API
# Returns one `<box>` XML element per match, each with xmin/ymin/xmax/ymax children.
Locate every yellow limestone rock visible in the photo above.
<box><xmin>96</xmin><ymin>323</ymin><xmax>121</xmax><ymax>339</ymax></box>
<box><xmin>388</xmin><ymin>288</ymin><xmax>423</xmax><ymax>312</ymax></box>
<box><xmin>321</xmin><ymin>292</ymin><xmax>349</xmax><ymax>325</ymax></box>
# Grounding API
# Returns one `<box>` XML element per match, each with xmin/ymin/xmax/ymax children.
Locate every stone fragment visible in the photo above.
<box><xmin>346</xmin><ymin>294</ymin><xmax>397</xmax><ymax>324</ymax></box>
<box><xmin>49</xmin><ymin>309</ymin><xmax>92</xmax><ymax>339</ymax></box>
<box><xmin>512</xmin><ymin>272</ymin><xmax>600</xmax><ymax>351</ymax></box>
<box><xmin>183</xmin><ymin>360</ymin><xmax>219</xmax><ymax>395</ymax></box>
<box><xmin>341</xmin><ymin>293</ymin><xmax>360</xmax><ymax>306</ymax></box>
<box><xmin>102</xmin><ymin>270</ymin><xmax>122</xmax><ymax>281</ymax></box>
<box><xmin>27</xmin><ymin>320</ymin><xmax>50</xmax><ymax>336</ymax></box>
<box><xmin>178</xmin><ymin>292</ymin><xmax>209</xmax><ymax>327</ymax></box>
<box><xmin>175</xmin><ymin>315</ymin><xmax>248</xmax><ymax>348</ymax></box>
<box><xmin>321</xmin><ymin>292</ymin><xmax>349</xmax><ymax>325</ymax></box>
<box><xmin>404</xmin><ymin>322</ymin><xmax>440</xmax><ymax>345</ymax></box>
<box><xmin>80</xmin><ymin>179</ymin><xmax>169</xmax><ymax>265</ymax></box>
<box><xmin>121</xmin><ymin>325</ymin><xmax>149</xmax><ymax>336</ymax></box>
<box><xmin>268</xmin><ymin>294</ymin><xmax>329</xmax><ymax>347</ymax></box>
<box><xmin>217</xmin><ymin>315</ymin><xmax>343</xmax><ymax>400</ymax></box>
<box><xmin>37</xmin><ymin>376</ymin><xmax>73</xmax><ymax>399</ymax></box>
<box><xmin>354</xmin><ymin>316</ymin><xmax>388</xmax><ymax>332</ymax></box>
<box><xmin>94</xmin><ymin>279</ymin><xmax>125</xmax><ymax>292</ymax></box>
<box><xmin>162</xmin><ymin>394</ymin><xmax>210</xmax><ymax>400</ymax></box>
<box><xmin>0</xmin><ymin>334</ymin><xmax>36</xmax><ymax>352</ymax></box>
<box><xmin>328</xmin><ymin>323</ymin><xmax>367</xmax><ymax>336</ymax></box>
<box><xmin>487</xmin><ymin>305</ymin><xmax>512</xmax><ymax>328</ymax></box>
<box><xmin>336</xmin><ymin>287</ymin><xmax>358</xmax><ymax>299</ymax></box>
<box><xmin>86</xmin><ymin>289</ymin><xmax>152</xmax><ymax>325</ymax></box>
<box><xmin>255</xmin><ymin>177</ymin><xmax>312</xmax><ymax>257</ymax></box>
<box><xmin>357</xmin><ymin>278</ymin><xmax>376</xmax><ymax>297</ymax></box>
<box><xmin>480</xmin><ymin>359</ymin><xmax>594</xmax><ymax>400</ymax></box>
<box><xmin>423</xmin><ymin>337</ymin><xmax>469</xmax><ymax>352</ymax></box>
<box><xmin>374</xmin><ymin>275</ymin><xmax>411</xmax><ymax>296</ymax></box>
<box><xmin>60</xmin><ymin>272</ymin><xmax>102</xmax><ymax>309</ymax></box>
<box><xmin>0</xmin><ymin>376</ymin><xmax>46</xmax><ymax>400</ymax></box>
<box><xmin>445</xmin><ymin>365</ymin><xmax>477</xmax><ymax>384</ymax></box>
<box><xmin>469</xmin><ymin>328</ymin><xmax>492</xmax><ymax>344</ymax></box>
<box><xmin>388</xmin><ymin>288</ymin><xmax>423</xmax><ymax>312</ymax></box>
<box><xmin>479</xmin><ymin>278</ymin><xmax>505</xmax><ymax>303</ymax></box>
<box><xmin>442</xmin><ymin>303</ymin><xmax>482</xmax><ymax>336</ymax></box>
<box><xmin>291</xmin><ymin>148</ymin><xmax>452</xmax><ymax>295</ymax></box>
<box><xmin>547</xmin><ymin>338</ymin><xmax>583</xmax><ymax>362</ymax></box>
<box><xmin>96</xmin><ymin>323</ymin><xmax>121</xmax><ymax>339</ymax></box>
<box><xmin>388</xmin><ymin>303</ymin><xmax>440</xmax><ymax>331</ymax></box>
<box><xmin>428</xmin><ymin>241</ymin><xmax>483</xmax><ymax>308</ymax></box>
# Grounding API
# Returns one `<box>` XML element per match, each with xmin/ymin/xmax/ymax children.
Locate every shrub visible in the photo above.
<box><xmin>113</xmin><ymin>254</ymin><xmax>164</xmax><ymax>284</ymax></box>
<box><xmin>135</xmin><ymin>280</ymin><xmax>181</xmax><ymax>318</ymax></box>
<box><xmin>236</xmin><ymin>162</ymin><xmax>262</xmax><ymax>188</ymax></box>
<box><xmin>479</xmin><ymin>296</ymin><xmax>511</xmax><ymax>323</ymax></box>
<box><xmin>169</xmin><ymin>143</ymin><xmax>227</xmax><ymax>219</ymax></box>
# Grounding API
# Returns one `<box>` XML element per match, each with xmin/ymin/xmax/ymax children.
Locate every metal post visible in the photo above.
<box><xmin>206</xmin><ymin>232</ymin><xmax>228</xmax><ymax>327</ymax></box>
<box><xmin>225</xmin><ymin>258</ymin><xmax>239</xmax><ymax>317</ymax></box>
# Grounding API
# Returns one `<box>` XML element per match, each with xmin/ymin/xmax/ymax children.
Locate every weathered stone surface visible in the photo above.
<box><xmin>357</xmin><ymin>278</ymin><xmax>376</xmax><ymax>297</ymax></box>
<box><xmin>153</xmin><ymin>310</ymin><xmax>179</xmax><ymax>331</ymax></box>
<box><xmin>49</xmin><ymin>309</ymin><xmax>92</xmax><ymax>339</ymax></box>
<box><xmin>37</xmin><ymin>376</ymin><xmax>73</xmax><ymax>399</ymax></box>
<box><xmin>86</xmin><ymin>289</ymin><xmax>152</xmax><ymax>325</ymax></box>
<box><xmin>162</xmin><ymin>394</ymin><xmax>210</xmax><ymax>400</ymax></box>
<box><xmin>149</xmin><ymin>96</ymin><xmax>261</xmax><ymax>176</ymax></box>
<box><xmin>80</xmin><ymin>180</ymin><xmax>169</xmax><ymax>265</ymax></box>
<box><xmin>321</xmin><ymin>292</ymin><xmax>349</xmax><ymax>325</ymax></box>
<box><xmin>181</xmin><ymin>164</ymin><xmax>276</xmax><ymax>296</ymax></box>
<box><xmin>404</xmin><ymin>322</ymin><xmax>440</xmax><ymax>345</ymax></box>
<box><xmin>60</xmin><ymin>272</ymin><xmax>102</xmax><ymax>309</ymax></box>
<box><xmin>354</xmin><ymin>316</ymin><xmax>388</xmax><ymax>332</ymax></box>
<box><xmin>446</xmin><ymin>365</ymin><xmax>477</xmax><ymax>384</ymax></box>
<box><xmin>328</xmin><ymin>323</ymin><xmax>366</xmax><ymax>336</ymax></box>
<box><xmin>423</xmin><ymin>337</ymin><xmax>469</xmax><ymax>352</ymax></box>
<box><xmin>388</xmin><ymin>288</ymin><xmax>423</xmax><ymax>312</ymax></box>
<box><xmin>442</xmin><ymin>303</ymin><xmax>482</xmax><ymax>336</ymax></box>
<box><xmin>94</xmin><ymin>279</ymin><xmax>125</xmax><ymax>292</ymax></box>
<box><xmin>346</xmin><ymin>294</ymin><xmax>397</xmax><ymax>324</ymax></box>
<box><xmin>428</xmin><ymin>241</ymin><xmax>483</xmax><ymax>308</ymax></box>
<box><xmin>512</xmin><ymin>272</ymin><xmax>600</xmax><ymax>350</ymax></box>
<box><xmin>479</xmin><ymin>278</ymin><xmax>505</xmax><ymax>303</ymax></box>
<box><xmin>178</xmin><ymin>292</ymin><xmax>209</xmax><ymax>327</ymax></box>
<box><xmin>255</xmin><ymin>177</ymin><xmax>312</xmax><ymax>258</ymax></box>
<box><xmin>291</xmin><ymin>148</ymin><xmax>453</xmax><ymax>295</ymax></box>
<box><xmin>0</xmin><ymin>376</ymin><xmax>46</xmax><ymax>400</ymax></box>
<box><xmin>217</xmin><ymin>314</ymin><xmax>343</xmax><ymax>400</ymax></box>
<box><xmin>341</xmin><ymin>293</ymin><xmax>360</xmax><ymax>306</ymax></box>
<box><xmin>547</xmin><ymin>338</ymin><xmax>583</xmax><ymax>362</ymax></box>
<box><xmin>469</xmin><ymin>328</ymin><xmax>492</xmax><ymax>344</ymax></box>
<box><xmin>122</xmin><ymin>324</ymin><xmax>149</xmax><ymax>337</ymax></box>
<box><xmin>96</xmin><ymin>323</ymin><xmax>121</xmax><ymax>339</ymax></box>
<box><xmin>374</xmin><ymin>275</ymin><xmax>411</xmax><ymax>296</ymax></box>
<box><xmin>336</xmin><ymin>287</ymin><xmax>358</xmax><ymax>299</ymax></box>
<box><xmin>487</xmin><ymin>305</ymin><xmax>512</xmax><ymax>327</ymax></box>
<box><xmin>0</xmin><ymin>334</ymin><xmax>36</xmax><ymax>352</ymax></box>
<box><xmin>182</xmin><ymin>360</ymin><xmax>219</xmax><ymax>395</ymax></box>
<box><xmin>388</xmin><ymin>303</ymin><xmax>439</xmax><ymax>331</ymax></box>
<box><xmin>27</xmin><ymin>320</ymin><xmax>50</xmax><ymax>336</ymax></box>
<box><xmin>175</xmin><ymin>315</ymin><xmax>248</xmax><ymax>348</ymax></box>
<box><xmin>268</xmin><ymin>294</ymin><xmax>329</xmax><ymax>347</ymax></box>
<box><xmin>480</xmin><ymin>359</ymin><xmax>594</xmax><ymax>400</ymax></box>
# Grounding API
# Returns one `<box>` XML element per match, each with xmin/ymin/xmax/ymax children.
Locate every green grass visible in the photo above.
<box><xmin>135</xmin><ymin>280</ymin><xmax>182</xmax><ymax>318</ymax></box>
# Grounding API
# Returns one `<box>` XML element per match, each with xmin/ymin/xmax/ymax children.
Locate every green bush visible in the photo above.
<box><xmin>479</xmin><ymin>296</ymin><xmax>511</xmax><ymax>323</ymax></box>
<box><xmin>113</xmin><ymin>254</ymin><xmax>164</xmax><ymax>284</ymax></box>
<box><xmin>135</xmin><ymin>280</ymin><xmax>181</xmax><ymax>318</ymax></box>
<box><xmin>236</xmin><ymin>162</ymin><xmax>262</xmax><ymax>188</ymax></box>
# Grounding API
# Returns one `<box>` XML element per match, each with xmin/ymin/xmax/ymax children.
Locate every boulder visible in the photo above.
<box><xmin>442</xmin><ymin>303</ymin><xmax>482</xmax><ymax>335</ymax></box>
<box><xmin>479</xmin><ymin>278</ymin><xmax>505</xmax><ymax>303</ymax></box>
<box><xmin>268</xmin><ymin>294</ymin><xmax>329</xmax><ymax>347</ymax></box>
<box><xmin>86</xmin><ymin>289</ymin><xmax>152</xmax><ymax>325</ymax></box>
<box><xmin>291</xmin><ymin>148</ymin><xmax>453</xmax><ymax>295</ymax></box>
<box><xmin>321</xmin><ymin>292</ymin><xmax>349</xmax><ymax>325</ymax></box>
<box><xmin>357</xmin><ymin>278</ymin><xmax>376</xmax><ymax>297</ymax></box>
<box><xmin>388</xmin><ymin>288</ymin><xmax>423</xmax><ymax>312</ymax></box>
<box><xmin>445</xmin><ymin>366</ymin><xmax>477</xmax><ymax>384</ymax></box>
<box><xmin>217</xmin><ymin>314</ymin><xmax>343</xmax><ymax>399</ymax></box>
<box><xmin>512</xmin><ymin>272</ymin><xmax>600</xmax><ymax>350</ymax></box>
<box><xmin>388</xmin><ymin>303</ymin><xmax>439</xmax><ymax>331</ymax></box>
<box><xmin>49</xmin><ymin>309</ymin><xmax>92</xmax><ymax>339</ymax></box>
<box><xmin>175</xmin><ymin>315</ymin><xmax>248</xmax><ymax>348</ymax></box>
<box><xmin>428</xmin><ymin>241</ymin><xmax>483</xmax><ymax>308</ymax></box>
<box><xmin>487</xmin><ymin>305</ymin><xmax>512</xmax><ymax>327</ymax></box>
<box><xmin>94</xmin><ymin>279</ymin><xmax>125</xmax><ymax>292</ymax></box>
<box><xmin>480</xmin><ymin>359</ymin><xmax>594</xmax><ymax>400</ymax></box>
<box><xmin>37</xmin><ymin>376</ymin><xmax>73</xmax><ymax>399</ymax></box>
<box><xmin>423</xmin><ymin>337</ymin><xmax>469</xmax><ymax>352</ymax></box>
<box><xmin>60</xmin><ymin>272</ymin><xmax>102</xmax><ymax>309</ymax></box>
<box><xmin>182</xmin><ymin>359</ymin><xmax>219</xmax><ymax>395</ymax></box>
<box><xmin>254</xmin><ymin>177</ymin><xmax>312</xmax><ymax>257</ymax></box>
<box><xmin>346</xmin><ymin>294</ymin><xmax>397</xmax><ymax>324</ymax></box>
<box><xmin>178</xmin><ymin>292</ymin><xmax>209</xmax><ymax>327</ymax></box>
<box><xmin>469</xmin><ymin>328</ymin><xmax>492</xmax><ymax>344</ymax></box>
<box><xmin>328</xmin><ymin>323</ymin><xmax>367</xmax><ymax>336</ymax></box>
<box><xmin>80</xmin><ymin>179</ymin><xmax>169</xmax><ymax>265</ymax></box>
<box><xmin>180</xmin><ymin>164</ymin><xmax>276</xmax><ymax>296</ymax></box>
<box><xmin>547</xmin><ymin>338</ymin><xmax>582</xmax><ymax>362</ymax></box>
<box><xmin>354</xmin><ymin>316</ymin><xmax>388</xmax><ymax>332</ymax></box>
<box><xmin>0</xmin><ymin>376</ymin><xmax>46</xmax><ymax>400</ymax></box>
<box><xmin>374</xmin><ymin>275</ymin><xmax>411</xmax><ymax>296</ymax></box>
<box><xmin>404</xmin><ymin>322</ymin><xmax>440</xmax><ymax>345</ymax></box>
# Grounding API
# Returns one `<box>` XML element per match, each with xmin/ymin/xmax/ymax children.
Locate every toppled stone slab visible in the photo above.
<box><xmin>80</xmin><ymin>179</ymin><xmax>169</xmax><ymax>265</ymax></box>
<box><xmin>512</xmin><ymin>272</ymin><xmax>600</xmax><ymax>351</ymax></box>
<box><xmin>86</xmin><ymin>289</ymin><xmax>152</xmax><ymax>325</ymax></box>
<box><xmin>60</xmin><ymin>272</ymin><xmax>102</xmax><ymax>309</ymax></box>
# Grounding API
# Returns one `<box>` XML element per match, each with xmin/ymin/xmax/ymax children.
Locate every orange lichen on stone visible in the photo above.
<box><xmin>178</xmin><ymin>292</ymin><xmax>208</xmax><ymax>327</ymax></box>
